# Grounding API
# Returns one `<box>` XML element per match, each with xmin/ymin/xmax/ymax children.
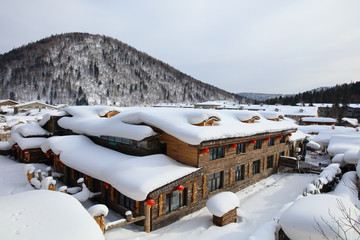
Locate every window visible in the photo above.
<box><xmin>267</xmin><ymin>155</ymin><xmax>274</xmax><ymax>169</ymax></box>
<box><xmin>280</xmin><ymin>136</ymin><xmax>285</xmax><ymax>143</ymax></box>
<box><xmin>268</xmin><ymin>137</ymin><xmax>274</xmax><ymax>146</ymax></box>
<box><xmin>254</xmin><ymin>140</ymin><xmax>262</xmax><ymax>150</ymax></box>
<box><xmin>210</xmin><ymin>147</ymin><xmax>225</xmax><ymax>160</ymax></box>
<box><xmin>118</xmin><ymin>192</ymin><xmax>135</xmax><ymax>211</ymax></box>
<box><xmin>235</xmin><ymin>165</ymin><xmax>245</xmax><ymax>181</ymax></box>
<box><xmin>236</xmin><ymin>143</ymin><xmax>246</xmax><ymax>154</ymax></box>
<box><xmin>166</xmin><ymin>190</ymin><xmax>186</xmax><ymax>212</ymax></box>
<box><xmin>252</xmin><ymin>160</ymin><xmax>260</xmax><ymax>175</ymax></box>
<box><xmin>208</xmin><ymin>172</ymin><xmax>222</xmax><ymax>192</ymax></box>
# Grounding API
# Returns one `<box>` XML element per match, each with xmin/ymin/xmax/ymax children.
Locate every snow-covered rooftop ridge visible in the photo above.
<box><xmin>206</xmin><ymin>191</ymin><xmax>240</xmax><ymax>217</ymax></box>
<box><xmin>14</xmin><ymin>100</ymin><xmax>55</xmax><ymax>108</ymax></box>
<box><xmin>342</xmin><ymin>117</ymin><xmax>359</xmax><ymax>126</ymax></box>
<box><xmin>301</xmin><ymin>117</ymin><xmax>336</xmax><ymax>123</ymax></box>
<box><xmin>58</xmin><ymin>107</ymin><xmax>297</xmax><ymax>145</ymax></box>
<box><xmin>260</xmin><ymin>111</ymin><xmax>284</xmax><ymax>120</ymax></box>
<box><xmin>58</xmin><ymin>106</ymin><xmax>156</xmax><ymax>141</ymax></box>
<box><xmin>38</xmin><ymin>110</ymin><xmax>68</xmax><ymax>126</ymax></box>
<box><xmin>242</xmin><ymin>104</ymin><xmax>318</xmax><ymax>117</ymax></box>
<box><xmin>327</xmin><ymin>134</ymin><xmax>360</xmax><ymax>157</ymax></box>
<box><xmin>12</xmin><ymin>122</ymin><xmax>50</xmax><ymax>137</ymax></box>
<box><xmin>41</xmin><ymin>135</ymin><xmax>200</xmax><ymax>201</ymax></box>
<box><xmin>8</xmin><ymin>132</ymin><xmax>48</xmax><ymax>150</ymax></box>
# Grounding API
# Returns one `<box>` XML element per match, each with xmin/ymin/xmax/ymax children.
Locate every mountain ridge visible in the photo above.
<box><xmin>0</xmin><ymin>32</ymin><xmax>242</xmax><ymax>106</ymax></box>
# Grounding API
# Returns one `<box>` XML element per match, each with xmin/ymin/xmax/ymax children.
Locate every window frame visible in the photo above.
<box><xmin>236</xmin><ymin>143</ymin><xmax>246</xmax><ymax>154</ymax></box>
<box><xmin>252</xmin><ymin>160</ymin><xmax>261</xmax><ymax>175</ymax></box>
<box><xmin>268</xmin><ymin>137</ymin><xmax>275</xmax><ymax>146</ymax></box>
<box><xmin>208</xmin><ymin>171</ymin><xmax>223</xmax><ymax>192</ymax></box>
<box><xmin>166</xmin><ymin>190</ymin><xmax>186</xmax><ymax>213</ymax></box>
<box><xmin>235</xmin><ymin>165</ymin><xmax>245</xmax><ymax>181</ymax></box>
<box><xmin>254</xmin><ymin>140</ymin><xmax>262</xmax><ymax>150</ymax></box>
<box><xmin>210</xmin><ymin>147</ymin><xmax>225</xmax><ymax>160</ymax></box>
<box><xmin>267</xmin><ymin>155</ymin><xmax>274</xmax><ymax>169</ymax></box>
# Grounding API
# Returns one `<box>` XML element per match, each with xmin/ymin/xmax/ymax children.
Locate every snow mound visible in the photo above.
<box><xmin>40</xmin><ymin>177</ymin><xmax>56</xmax><ymax>190</ymax></box>
<box><xmin>280</xmin><ymin>194</ymin><xmax>360</xmax><ymax>240</ymax></box>
<box><xmin>0</xmin><ymin>190</ymin><xmax>104</xmax><ymax>240</ymax></box>
<box><xmin>307</xmin><ymin>140</ymin><xmax>320</xmax><ymax>150</ymax></box>
<box><xmin>88</xmin><ymin>204</ymin><xmax>109</xmax><ymax>217</ymax></box>
<box><xmin>344</xmin><ymin>149</ymin><xmax>360</xmax><ymax>164</ymax></box>
<box><xmin>206</xmin><ymin>191</ymin><xmax>240</xmax><ymax>217</ymax></box>
<box><xmin>332</xmin><ymin>153</ymin><xmax>345</xmax><ymax>167</ymax></box>
<box><xmin>23</xmin><ymin>164</ymin><xmax>35</xmax><ymax>175</ymax></box>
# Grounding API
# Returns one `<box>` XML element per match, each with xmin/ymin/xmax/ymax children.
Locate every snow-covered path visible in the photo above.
<box><xmin>105</xmin><ymin>174</ymin><xmax>316</xmax><ymax>240</ymax></box>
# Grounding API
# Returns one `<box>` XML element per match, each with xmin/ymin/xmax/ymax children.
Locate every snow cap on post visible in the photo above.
<box><xmin>88</xmin><ymin>204</ymin><xmax>109</xmax><ymax>217</ymax></box>
<box><xmin>206</xmin><ymin>192</ymin><xmax>240</xmax><ymax>217</ymax></box>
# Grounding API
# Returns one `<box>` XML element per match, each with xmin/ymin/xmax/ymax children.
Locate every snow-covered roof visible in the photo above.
<box><xmin>301</xmin><ymin>117</ymin><xmax>336</xmax><ymax>123</ymax></box>
<box><xmin>38</xmin><ymin>110</ymin><xmax>68</xmax><ymax>126</ymax></box>
<box><xmin>0</xmin><ymin>190</ymin><xmax>104</xmax><ymax>240</ymax></box>
<box><xmin>280</xmin><ymin>194</ymin><xmax>360</xmax><ymax>240</ymax></box>
<box><xmin>13</xmin><ymin>122</ymin><xmax>50</xmax><ymax>137</ymax></box>
<box><xmin>288</xmin><ymin>130</ymin><xmax>309</xmax><ymax>142</ymax></box>
<box><xmin>342</xmin><ymin>117</ymin><xmax>359</xmax><ymax>126</ymax></box>
<box><xmin>206</xmin><ymin>191</ymin><xmax>240</xmax><ymax>217</ymax></box>
<box><xmin>41</xmin><ymin>135</ymin><xmax>200</xmax><ymax>201</ymax></box>
<box><xmin>8</xmin><ymin>132</ymin><xmax>48</xmax><ymax>150</ymax></box>
<box><xmin>327</xmin><ymin>134</ymin><xmax>360</xmax><ymax>157</ymax></box>
<box><xmin>58</xmin><ymin>107</ymin><xmax>297</xmax><ymax>146</ymax></box>
<box><xmin>243</xmin><ymin>105</ymin><xmax>318</xmax><ymax>117</ymax></box>
<box><xmin>14</xmin><ymin>101</ymin><xmax>55</xmax><ymax>108</ymax></box>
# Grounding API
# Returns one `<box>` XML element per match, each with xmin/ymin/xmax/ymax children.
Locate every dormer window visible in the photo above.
<box><xmin>194</xmin><ymin>116</ymin><xmax>220</xmax><ymax>126</ymax></box>
<box><xmin>103</xmin><ymin>110</ymin><xmax>120</xmax><ymax>118</ymax></box>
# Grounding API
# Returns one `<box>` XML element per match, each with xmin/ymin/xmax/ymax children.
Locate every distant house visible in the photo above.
<box><xmin>300</xmin><ymin>117</ymin><xmax>337</xmax><ymax>126</ymax></box>
<box><xmin>0</xmin><ymin>99</ymin><xmax>18</xmax><ymax>106</ymax></box>
<box><xmin>194</xmin><ymin>101</ymin><xmax>222</xmax><ymax>109</ymax></box>
<box><xmin>38</xmin><ymin>106</ymin><xmax>298</xmax><ymax>231</ymax></box>
<box><xmin>14</xmin><ymin>101</ymin><xmax>56</xmax><ymax>114</ymax></box>
<box><xmin>342</xmin><ymin>118</ymin><xmax>359</xmax><ymax>128</ymax></box>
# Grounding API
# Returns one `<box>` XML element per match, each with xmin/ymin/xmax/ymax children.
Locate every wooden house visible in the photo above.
<box><xmin>38</xmin><ymin>106</ymin><xmax>300</xmax><ymax>232</ymax></box>
<box><xmin>13</xmin><ymin>101</ymin><xmax>56</xmax><ymax>114</ymax></box>
<box><xmin>0</xmin><ymin>99</ymin><xmax>18</xmax><ymax>106</ymax></box>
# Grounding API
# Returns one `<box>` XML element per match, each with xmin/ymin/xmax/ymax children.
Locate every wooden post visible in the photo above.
<box><xmin>36</xmin><ymin>170</ymin><xmax>43</xmax><ymax>182</ymax></box>
<box><xmin>27</xmin><ymin>171</ymin><xmax>34</xmax><ymax>182</ymax></box>
<box><xmin>192</xmin><ymin>182</ymin><xmax>197</xmax><ymax>203</ymax></box>
<box><xmin>229</xmin><ymin>167</ymin><xmax>233</xmax><ymax>185</ymax></box>
<box><xmin>202</xmin><ymin>175</ymin><xmax>206</xmax><ymax>199</ymax></box>
<box><xmin>144</xmin><ymin>204</ymin><xmax>151</xmax><ymax>233</ymax></box>
<box><xmin>263</xmin><ymin>157</ymin><xmax>266</xmax><ymax>171</ymax></box>
<box><xmin>126</xmin><ymin>211</ymin><xmax>133</xmax><ymax>222</ymax></box>
<box><xmin>110</xmin><ymin>187</ymin><xmax>115</xmax><ymax>202</ymax></box>
<box><xmin>158</xmin><ymin>194</ymin><xmax>163</xmax><ymax>216</ymax></box>
<box><xmin>46</xmin><ymin>167</ymin><xmax>52</xmax><ymax>177</ymax></box>
<box><xmin>94</xmin><ymin>215</ymin><xmax>105</xmax><ymax>234</ymax></box>
<box><xmin>48</xmin><ymin>183</ymin><xmax>56</xmax><ymax>191</ymax></box>
<box><xmin>248</xmin><ymin>163</ymin><xmax>252</xmax><ymax>177</ymax></box>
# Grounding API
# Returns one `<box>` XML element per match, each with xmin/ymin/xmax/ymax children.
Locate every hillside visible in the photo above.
<box><xmin>0</xmin><ymin>33</ymin><xmax>240</xmax><ymax>106</ymax></box>
<box><xmin>237</xmin><ymin>92</ymin><xmax>289</xmax><ymax>101</ymax></box>
<box><xmin>264</xmin><ymin>82</ymin><xmax>360</xmax><ymax>105</ymax></box>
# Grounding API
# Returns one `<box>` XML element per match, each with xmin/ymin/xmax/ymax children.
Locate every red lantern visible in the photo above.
<box><xmin>45</xmin><ymin>152</ymin><xmax>51</xmax><ymax>158</ymax></box>
<box><xmin>59</xmin><ymin>161</ymin><xmax>64</xmax><ymax>167</ymax></box>
<box><xmin>24</xmin><ymin>151</ymin><xmax>29</xmax><ymax>156</ymax></box>
<box><xmin>84</xmin><ymin>174</ymin><xmax>88</xmax><ymax>179</ymax></box>
<box><xmin>288</xmin><ymin>133</ymin><xmax>292</xmax><ymax>137</ymax></box>
<box><xmin>146</xmin><ymin>199</ymin><xmax>155</xmax><ymax>206</ymax></box>
<box><xmin>331</xmin><ymin>125</ymin><xmax>335</xmax><ymax>130</ymax></box>
<box><xmin>278</xmin><ymin>135</ymin><xmax>283</xmax><ymax>139</ymax></box>
<box><xmin>265</xmin><ymin>137</ymin><xmax>270</xmax><ymax>141</ymax></box>
<box><xmin>231</xmin><ymin>143</ymin><xmax>237</xmax><ymax>149</ymax></box>
<box><xmin>11</xmin><ymin>145</ymin><xmax>16</xmax><ymax>150</ymax></box>
<box><xmin>176</xmin><ymin>185</ymin><xmax>184</xmax><ymax>193</ymax></box>
<box><xmin>356</xmin><ymin>128</ymin><xmax>359</xmax><ymax>132</ymax></box>
<box><xmin>251</xmin><ymin>140</ymin><xmax>256</xmax><ymax>144</ymax></box>
<box><xmin>202</xmin><ymin>148</ymin><xmax>210</xmax><ymax>154</ymax></box>
<box><xmin>103</xmin><ymin>182</ymin><xmax>110</xmax><ymax>188</ymax></box>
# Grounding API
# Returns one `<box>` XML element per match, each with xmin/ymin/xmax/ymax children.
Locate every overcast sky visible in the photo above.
<box><xmin>1</xmin><ymin>0</ymin><xmax>359</xmax><ymax>94</ymax></box>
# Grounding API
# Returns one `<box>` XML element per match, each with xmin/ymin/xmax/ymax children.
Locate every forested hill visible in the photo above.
<box><xmin>264</xmin><ymin>82</ymin><xmax>360</xmax><ymax>105</ymax></box>
<box><xmin>0</xmin><ymin>32</ymin><xmax>241</xmax><ymax>106</ymax></box>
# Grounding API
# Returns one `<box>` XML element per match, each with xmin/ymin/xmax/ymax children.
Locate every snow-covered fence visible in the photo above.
<box><xmin>88</xmin><ymin>204</ymin><xmax>109</xmax><ymax>234</ymax></box>
<box><xmin>23</xmin><ymin>164</ymin><xmax>56</xmax><ymax>190</ymax></box>
<box><xmin>303</xmin><ymin>163</ymin><xmax>341</xmax><ymax>196</ymax></box>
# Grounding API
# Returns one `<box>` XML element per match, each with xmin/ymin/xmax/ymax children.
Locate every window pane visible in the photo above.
<box><xmin>171</xmin><ymin>191</ymin><xmax>180</xmax><ymax>211</ymax></box>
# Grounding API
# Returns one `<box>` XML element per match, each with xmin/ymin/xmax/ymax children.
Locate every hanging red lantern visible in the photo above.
<box><xmin>84</xmin><ymin>174</ymin><xmax>88</xmax><ymax>179</ymax></box>
<box><xmin>251</xmin><ymin>140</ymin><xmax>256</xmax><ymax>144</ymax></box>
<box><xmin>356</xmin><ymin>128</ymin><xmax>359</xmax><ymax>132</ymax></box>
<box><xmin>265</xmin><ymin>137</ymin><xmax>270</xmax><ymax>141</ymax></box>
<box><xmin>176</xmin><ymin>185</ymin><xmax>184</xmax><ymax>193</ymax></box>
<box><xmin>146</xmin><ymin>199</ymin><xmax>155</xmax><ymax>206</ymax></box>
<box><xmin>331</xmin><ymin>125</ymin><xmax>335</xmax><ymax>130</ymax></box>
<box><xmin>45</xmin><ymin>152</ymin><xmax>51</xmax><ymax>158</ymax></box>
<box><xmin>202</xmin><ymin>148</ymin><xmax>210</xmax><ymax>154</ymax></box>
<box><xmin>11</xmin><ymin>145</ymin><xmax>16</xmax><ymax>150</ymax></box>
<box><xmin>24</xmin><ymin>151</ymin><xmax>29</xmax><ymax>156</ymax></box>
<box><xmin>103</xmin><ymin>182</ymin><xmax>110</xmax><ymax>188</ymax></box>
<box><xmin>278</xmin><ymin>135</ymin><xmax>283</xmax><ymax>139</ymax></box>
<box><xmin>231</xmin><ymin>143</ymin><xmax>237</xmax><ymax>149</ymax></box>
<box><xmin>59</xmin><ymin>161</ymin><xmax>64</xmax><ymax>167</ymax></box>
<box><xmin>288</xmin><ymin>133</ymin><xmax>292</xmax><ymax>137</ymax></box>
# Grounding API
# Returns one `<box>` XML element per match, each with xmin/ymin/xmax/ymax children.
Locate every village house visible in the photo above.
<box><xmin>0</xmin><ymin>99</ymin><xmax>18</xmax><ymax>107</ymax></box>
<box><xmin>299</xmin><ymin>117</ymin><xmax>337</xmax><ymax>126</ymax></box>
<box><xmin>27</xmin><ymin>106</ymin><xmax>298</xmax><ymax>231</ymax></box>
<box><xmin>13</xmin><ymin>101</ymin><xmax>56</xmax><ymax>114</ymax></box>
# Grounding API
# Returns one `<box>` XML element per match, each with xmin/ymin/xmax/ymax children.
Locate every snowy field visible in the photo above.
<box><xmin>0</xmin><ymin>155</ymin><xmax>317</xmax><ymax>240</ymax></box>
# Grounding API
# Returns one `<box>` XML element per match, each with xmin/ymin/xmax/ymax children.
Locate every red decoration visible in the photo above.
<box><xmin>146</xmin><ymin>199</ymin><xmax>155</xmax><ymax>206</ymax></box>
<box><xmin>231</xmin><ymin>143</ymin><xmax>237</xmax><ymax>149</ymax></box>
<box><xmin>278</xmin><ymin>135</ymin><xmax>283</xmax><ymax>139</ymax></box>
<box><xmin>103</xmin><ymin>182</ymin><xmax>110</xmax><ymax>188</ymax></box>
<box><xmin>59</xmin><ymin>161</ymin><xmax>64</xmax><ymax>167</ymax></box>
<box><xmin>288</xmin><ymin>133</ymin><xmax>292</xmax><ymax>137</ymax></box>
<box><xmin>11</xmin><ymin>145</ymin><xmax>16</xmax><ymax>150</ymax></box>
<box><xmin>251</xmin><ymin>140</ymin><xmax>256</xmax><ymax>144</ymax></box>
<box><xmin>202</xmin><ymin>148</ymin><xmax>210</xmax><ymax>154</ymax></box>
<box><xmin>356</xmin><ymin>128</ymin><xmax>359</xmax><ymax>132</ymax></box>
<box><xmin>265</xmin><ymin>137</ymin><xmax>270</xmax><ymax>141</ymax></box>
<box><xmin>45</xmin><ymin>152</ymin><xmax>51</xmax><ymax>158</ymax></box>
<box><xmin>332</xmin><ymin>125</ymin><xmax>335</xmax><ymax>130</ymax></box>
<box><xmin>84</xmin><ymin>174</ymin><xmax>88</xmax><ymax>179</ymax></box>
<box><xmin>24</xmin><ymin>151</ymin><xmax>29</xmax><ymax>156</ymax></box>
<box><xmin>176</xmin><ymin>185</ymin><xmax>184</xmax><ymax>193</ymax></box>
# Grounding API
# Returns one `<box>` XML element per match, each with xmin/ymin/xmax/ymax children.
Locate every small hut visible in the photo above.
<box><xmin>206</xmin><ymin>192</ymin><xmax>240</xmax><ymax>226</ymax></box>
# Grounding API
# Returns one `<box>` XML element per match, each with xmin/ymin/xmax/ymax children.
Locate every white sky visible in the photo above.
<box><xmin>1</xmin><ymin>0</ymin><xmax>359</xmax><ymax>94</ymax></box>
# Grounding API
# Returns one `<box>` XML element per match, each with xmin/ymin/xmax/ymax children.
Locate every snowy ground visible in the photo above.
<box><xmin>0</xmin><ymin>155</ymin><xmax>317</xmax><ymax>239</ymax></box>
